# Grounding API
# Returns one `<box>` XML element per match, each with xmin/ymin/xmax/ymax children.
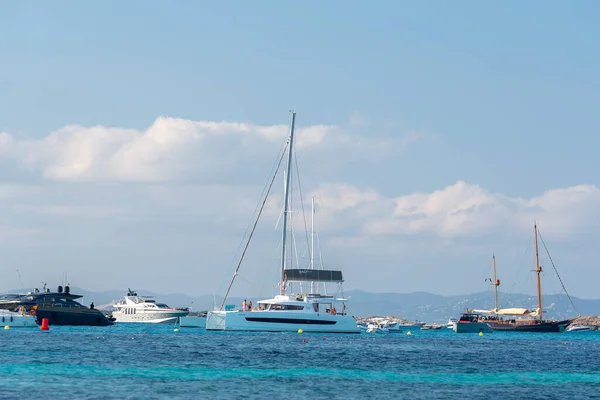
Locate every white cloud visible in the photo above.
<box><xmin>1</xmin><ymin>116</ymin><xmax>597</xmax><ymax>298</ymax></box>
<box><xmin>334</xmin><ymin>181</ymin><xmax>600</xmax><ymax>240</ymax></box>
<box><xmin>0</xmin><ymin>116</ymin><xmax>415</xmax><ymax>182</ymax></box>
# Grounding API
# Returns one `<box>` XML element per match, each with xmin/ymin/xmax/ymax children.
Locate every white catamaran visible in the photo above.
<box><xmin>206</xmin><ymin>112</ymin><xmax>360</xmax><ymax>333</ymax></box>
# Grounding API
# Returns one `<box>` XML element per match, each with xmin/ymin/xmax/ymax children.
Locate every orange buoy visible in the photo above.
<box><xmin>40</xmin><ymin>318</ymin><xmax>50</xmax><ymax>331</ymax></box>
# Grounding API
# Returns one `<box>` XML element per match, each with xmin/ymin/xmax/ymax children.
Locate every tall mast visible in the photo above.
<box><xmin>280</xmin><ymin>111</ymin><xmax>296</xmax><ymax>295</ymax></box>
<box><xmin>310</xmin><ymin>196</ymin><xmax>315</xmax><ymax>294</ymax></box>
<box><xmin>492</xmin><ymin>254</ymin><xmax>499</xmax><ymax>312</ymax></box>
<box><xmin>534</xmin><ymin>222</ymin><xmax>543</xmax><ymax>320</ymax></box>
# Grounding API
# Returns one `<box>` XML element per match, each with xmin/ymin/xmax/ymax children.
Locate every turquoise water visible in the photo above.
<box><xmin>1</xmin><ymin>325</ymin><xmax>599</xmax><ymax>399</ymax></box>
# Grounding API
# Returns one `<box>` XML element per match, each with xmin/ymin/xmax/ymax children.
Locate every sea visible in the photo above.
<box><xmin>0</xmin><ymin>324</ymin><xmax>599</xmax><ymax>399</ymax></box>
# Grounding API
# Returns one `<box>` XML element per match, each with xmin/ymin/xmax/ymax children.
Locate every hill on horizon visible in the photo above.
<box><xmin>4</xmin><ymin>286</ymin><xmax>596</xmax><ymax>323</ymax></box>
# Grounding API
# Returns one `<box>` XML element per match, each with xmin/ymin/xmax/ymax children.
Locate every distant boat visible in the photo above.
<box><xmin>453</xmin><ymin>313</ymin><xmax>492</xmax><ymax>333</ymax></box>
<box><xmin>0</xmin><ymin>297</ymin><xmax>37</xmax><ymax>328</ymax></box>
<box><xmin>179</xmin><ymin>311</ymin><xmax>207</xmax><ymax>328</ymax></box>
<box><xmin>399</xmin><ymin>321</ymin><xmax>426</xmax><ymax>330</ymax></box>
<box><xmin>566</xmin><ymin>325</ymin><xmax>590</xmax><ymax>332</ymax></box>
<box><xmin>470</xmin><ymin>225</ymin><xmax>572</xmax><ymax>333</ymax></box>
<box><xmin>446</xmin><ymin>318</ymin><xmax>457</xmax><ymax>329</ymax></box>
<box><xmin>112</xmin><ymin>289</ymin><xmax>189</xmax><ymax>324</ymax></box>
<box><xmin>420</xmin><ymin>324</ymin><xmax>442</xmax><ymax>330</ymax></box>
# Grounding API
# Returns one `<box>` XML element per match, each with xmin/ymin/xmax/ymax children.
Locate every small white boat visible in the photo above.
<box><xmin>382</xmin><ymin>320</ymin><xmax>402</xmax><ymax>333</ymax></box>
<box><xmin>447</xmin><ymin>318</ymin><xmax>457</xmax><ymax>329</ymax></box>
<box><xmin>366</xmin><ymin>322</ymin><xmax>389</xmax><ymax>334</ymax></box>
<box><xmin>112</xmin><ymin>289</ymin><xmax>189</xmax><ymax>324</ymax></box>
<box><xmin>421</xmin><ymin>323</ymin><xmax>443</xmax><ymax>330</ymax></box>
<box><xmin>0</xmin><ymin>309</ymin><xmax>37</xmax><ymax>328</ymax></box>
<box><xmin>566</xmin><ymin>324</ymin><xmax>591</xmax><ymax>332</ymax></box>
<box><xmin>399</xmin><ymin>321</ymin><xmax>425</xmax><ymax>330</ymax></box>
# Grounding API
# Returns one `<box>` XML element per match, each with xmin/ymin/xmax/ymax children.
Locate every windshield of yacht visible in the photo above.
<box><xmin>155</xmin><ymin>303</ymin><xmax>170</xmax><ymax>308</ymax></box>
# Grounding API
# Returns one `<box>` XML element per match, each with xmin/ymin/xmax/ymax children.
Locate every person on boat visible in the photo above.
<box><xmin>248</xmin><ymin>301</ymin><xmax>253</xmax><ymax>311</ymax></box>
<box><xmin>90</xmin><ymin>302</ymin><xmax>95</xmax><ymax>310</ymax></box>
<box><xmin>242</xmin><ymin>299</ymin><xmax>247</xmax><ymax>311</ymax></box>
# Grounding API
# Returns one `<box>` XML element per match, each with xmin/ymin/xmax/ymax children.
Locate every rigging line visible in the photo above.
<box><xmin>218</xmin><ymin>140</ymin><xmax>289</xmax><ymax>311</ymax></box>
<box><xmin>537</xmin><ymin>228</ymin><xmax>579</xmax><ymax>316</ymax></box>
<box><xmin>507</xmin><ymin>233</ymin><xmax>533</xmax><ymax>295</ymax></box>
<box><xmin>218</xmin><ymin>138</ymin><xmax>290</xmax><ymax>295</ymax></box>
<box><xmin>293</xmin><ymin>148</ymin><xmax>312</xmax><ymax>260</ymax></box>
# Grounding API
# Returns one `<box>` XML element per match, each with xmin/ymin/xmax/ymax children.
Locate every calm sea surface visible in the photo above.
<box><xmin>0</xmin><ymin>324</ymin><xmax>599</xmax><ymax>399</ymax></box>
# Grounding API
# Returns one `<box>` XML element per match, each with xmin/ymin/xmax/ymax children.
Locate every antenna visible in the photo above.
<box><xmin>16</xmin><ymin>270</ymin><xmax>24</xmax><ymax>288</ymax></box>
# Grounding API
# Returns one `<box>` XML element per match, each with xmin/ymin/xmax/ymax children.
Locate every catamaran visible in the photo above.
<box><xmin>206</xmin><ymin>112</ymin><xmax>360</xmax><ymax>333</ymax></box>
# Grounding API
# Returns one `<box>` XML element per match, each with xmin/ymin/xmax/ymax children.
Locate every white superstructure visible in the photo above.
<box><xmin>112</xmin><ymin>289</ymin><xmax>189</xmax><ymax>324</ymax></box>
<box><xmin>206</xmin><ymin>112</ymin><xmax>359</xmax><ymax>334</ymax></box>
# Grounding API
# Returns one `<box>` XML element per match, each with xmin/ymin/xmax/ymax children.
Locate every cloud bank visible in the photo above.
<box><xmin>0</xmin><ymin>116</ymin><xmax>597</xmax><ymax>298</ymax></box>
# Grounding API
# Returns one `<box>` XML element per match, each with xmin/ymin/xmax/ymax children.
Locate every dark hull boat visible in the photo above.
<box><xmin>465</xmin><ymin>224</ymin><xmax>575</xmax><ymax>333</ymax></box>
<box><xmin>21</xmin><ymin>285</ymin><xmax>115</xmax><ymax>327</ymax></box>
<box><xmin>35</xmin><ymin>307</ymin><xmax>114</xmax><ymax>326</ymax></box>
<box><xmin>486</xmin><ymin>319</ymin><xmax>571</xmax><ymax>333</ymax></box>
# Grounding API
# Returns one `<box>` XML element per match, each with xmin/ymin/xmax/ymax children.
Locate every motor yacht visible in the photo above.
<box><xmin>112</xmin><ymin>289</ymin><xmax>189</xmax><ymax>324</ymax></box>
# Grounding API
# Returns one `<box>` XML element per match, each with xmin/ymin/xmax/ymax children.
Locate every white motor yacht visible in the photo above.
<box><xmin>112</xmin><ymin>289</ymin><xmax>189</xmax><ymax>324</ymax></box>
<box><xmin>206</xmin><ymin>112</ymin><xmax>360</xmax><ymax>334</ymax></box>
<box><xmin>0</xmin><ymin>295</ymin><xmax>37</xmax><ymax>328</ymax></box>
<box><xmin>566</xmin><ymin>324</ymin><xmax>591</xmax><ymax>332</ymax></box>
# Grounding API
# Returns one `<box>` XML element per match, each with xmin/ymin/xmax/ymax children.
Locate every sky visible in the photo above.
<box><xmin>0</xmin><ymin>1</ymin><xmax>599</xmax><ymax>299</ymax></box>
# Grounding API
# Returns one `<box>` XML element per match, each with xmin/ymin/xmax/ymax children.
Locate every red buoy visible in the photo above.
<box><xmin>40</xmin><ymin>317</ymin><xmax>50</xmax><ymax>331</ymax></box>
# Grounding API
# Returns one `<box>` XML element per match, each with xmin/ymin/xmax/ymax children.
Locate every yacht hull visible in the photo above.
<box><xmin>486</xmin><ymin>319</ymin><xmax>570</xmax><ymax>332</ymax></box>
<box><xmin>453</xmin><ymin>322</ymin><xmax>493</xmax><ymax>333</ymax></box>
<box><xmin>35</xmin><ymin>308</ymin><xmax>114</xmax><ymax>326</ymax></box>
<box><xmin>179</xmin><ymin>316</ymin><xmax>206</xmax><ymax>328</ymax></box>
<box><xmin>0</xmin><ymin>311</ymin><xmax>37</xmax><ymax>328</ymax></box>
<box><xmin>206</xmin><ymin>310</ymin><xmax>360</xmax><ymax>333</ymax></box>
<box><xmin>112</xmin><ymin>311</ymin><xmax>188</xmax><ymax>324</ymax></box>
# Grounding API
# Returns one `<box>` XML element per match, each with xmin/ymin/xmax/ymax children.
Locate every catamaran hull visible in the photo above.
<box><xmin>487</xmin><ymin>319</ymin><xmax>570</xmax><ymax>333</ymax></box>
<box><xmin>179</xmin><ymin>316</ymin><xmax>206</xmax><ymax>328</ymax></box>
<box><xmin>206</xmin><ymin>310</ymin><xmax>360</xmax><ymax>333</ymax></box>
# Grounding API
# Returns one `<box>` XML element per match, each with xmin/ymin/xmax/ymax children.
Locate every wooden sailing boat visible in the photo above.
<box><xmin>474</xmin><ymin>223</ymin><xmax>572</xmax><ymax>332</ymax></box>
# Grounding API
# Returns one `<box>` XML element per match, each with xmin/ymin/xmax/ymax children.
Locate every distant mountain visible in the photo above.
<box><xmin>5</xmin><ymin>286</ymin><xmax>597</xmax><ymax>323</ymax></box>
<box><xmin>343</xmin><ymin>290</ymin><xmax>597</xmax><ymax>322</ymax></box>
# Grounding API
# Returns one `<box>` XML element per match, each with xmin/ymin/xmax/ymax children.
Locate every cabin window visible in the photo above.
<box><xmin>269</xmin><ymin>304</ymin><xmax>304</xmax><ymax>311</ymax></box>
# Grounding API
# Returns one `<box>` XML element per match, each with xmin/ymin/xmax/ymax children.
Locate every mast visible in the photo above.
<box><xmin>280</xmin><ymin>111</ymin><xmax>296</xmax><ymax>295</ymax></box>
<box><xmin>492</xmin><ymin>254</ymin><xmax>499</xmax><ymax>312</ymax></box>
<box><xmin>534</xmin><ymin>222</ymin><xmax>543</xmax><ymax>320</ymax></box>
<box><xmin>310</xmin><ymin>196</ymin><xmax>315</xmax><ymax>294</ymax></box>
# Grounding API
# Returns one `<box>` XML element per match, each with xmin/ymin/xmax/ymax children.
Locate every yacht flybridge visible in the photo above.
<box><xmin>206</xmin><ymin>112</ymin><xmax>360</xmax><ymax>333</ymax></box>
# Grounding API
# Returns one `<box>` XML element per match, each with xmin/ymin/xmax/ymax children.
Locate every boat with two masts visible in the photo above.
<box><xmin>206</xmin><ymin>112</ymin><xmax>360</xmax><ymax>334</ymax></box>
<box><xmin>470</xmin><ymin>224</ymin><xmax>572</xmax><ymax>332</ymax></box>
<box><xmin>111</xmin><ymin>289</ymin><xmax>189</xmax><ymax>324</ymax></box>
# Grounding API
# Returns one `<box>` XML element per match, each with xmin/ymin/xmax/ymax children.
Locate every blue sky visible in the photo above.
<box><xmin>0</xmin><ymin>2</ymin><xmax>599</xmax><ymax>300</ymax></box>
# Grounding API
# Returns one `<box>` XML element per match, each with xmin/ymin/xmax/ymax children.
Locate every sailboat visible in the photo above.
<box><xmin>472</xmin><ymin>223</ymin><xmax>572</xmax><ymax>332</ymax></box>
<box><xmin>205</xmin><ymin>112</ymin><xmax>360</xmax><ymax>333</ymax></box>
